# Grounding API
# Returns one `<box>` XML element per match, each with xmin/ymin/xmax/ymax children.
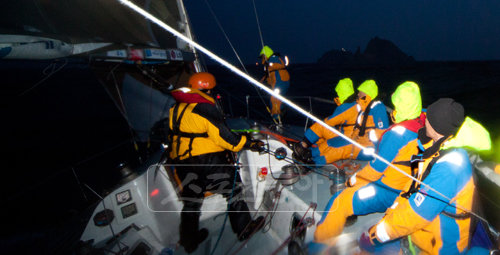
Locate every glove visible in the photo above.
<box><xmin>358</xmin><ymin>231</ymin><xmax>376</xmax><ymax>253</ymax></box>
<box><xmin>346</xmin><ymin>174</ymin><xmax>356</xmax><ymax>187</ymax></box>
<box><xmin>292</xmin><ymin>142</ymin><xmax>312</xmax><ymax>164</ymax></box>
<box><xmin>246</xmin><ymin>139</ymin><xmax>265</xmax><ymax>152</ymax></box>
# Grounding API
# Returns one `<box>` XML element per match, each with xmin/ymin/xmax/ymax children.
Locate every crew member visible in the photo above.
<box><xmin>294</xmin><ymin>80</ymin><xmax>389</xmax><ymax>166</ymax></box>
<box><xmin>169</xmin><ymin>72</ymin><xmax>264</xmax><ymax>253</ymax></box>
<box><xmin>359</xmin><ymin>98</ymin><xmax>492</xmax><ymax>254</ymax></box>
<box><xmin>313</xmin><ymin>81</ymin><xmax>426</xmax><ymax>245</ymax></box>
<box><xmin>260</xmin><ymin>45</ymin><xmax>290</xmax><ymax>123</ymax></box>
<box><xmin>293</xmin><ymin>77</ymin><xmax>355</xmax><ymax>163</ymax></box>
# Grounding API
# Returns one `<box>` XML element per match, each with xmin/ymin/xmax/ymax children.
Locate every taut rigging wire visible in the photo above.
<box><xmin>203</xmin><ymin>0</ymin><xmax>276</xmax><ymax>123</ymax></box>
<box><xmin>106</xmin><ymin>63</ymin><xmax>141</xmax><ymax>159</ymax></box>
<box><xmin>252</xmin><ymin>0</ymin><xmax>265</xmax><ymax>49</ymax></box>
<box><xmin>203</xmin><ymin>0</ymin><xmax>247</xmax><ymax>74</ymax></box>
<box><xmin>18</xmin><ymin>58</ymin><xmax>68</xmax><ymax>96</ymax></box>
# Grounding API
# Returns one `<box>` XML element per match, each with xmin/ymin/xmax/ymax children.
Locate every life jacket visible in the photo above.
<box><xmin>380</xmin><ymin>112</ymin><xmax>426</xmax><ymax>141</ymax></box>
<box><xmin>399</xmin><ymin>116</ymin><xmax>491</xmax><ymax>207</ymax></box>
<box><xmin>264</xmin><ymin>54</ymin><xmax>290</xmax><ymax>86</ymax></box>
<box><xmin>351</xmin><ymin>100</ymin><xmax>389</xmax><ymax>145</ymax></box>
<box><xmin>331</xmin><ymin>95</ymin><xmax>357</xmax><ymax>131</ymax></box>
<box><xmin>397</xmin><ymin>130</ymin><xmax>446</xmax><ymax>199</ymax></box>
<box><xmin>334</xmin><ymin>100</ymin><xmax>381</xmax><ymax>136</ymax></box>
<box><xmin>355</xmin><ymin>100</ymin><xmax>375</xmax><ymax>136</ymax></box>
<box><xmin>267</xmin><ymin>54</ymin><xmax>287</xmax><ymax>72</ymax></box>
<box><xmin>384</xmin><ymin>118</ymin><xmax>492</xmax><ymax>253</ymax></box>
<box><xmin>355</xmin><ymin>113</ymin><xmax>426</xmax><ymax>188</ymax></box>
<box><xmin>168</xmin><ymin>88</ymin><xmax>214</xmax><ymax>161</ymax></box>
<box><xmin>168</xmin><ymin>88</ymin><xmax>247</xmax><ymax>161</ymax></box>
<box><xmin>398</xmin><ymin>138</ymin><xmax>474</xmax><ymax>222</ymax></box>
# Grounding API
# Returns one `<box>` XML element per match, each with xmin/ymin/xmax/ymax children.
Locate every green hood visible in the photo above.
<box><xmin>443</xmin><ymin>117</ymin><xmax>492</xmax><ymax>152</ymax></box>
<box><xmin>260</xmin><ymin>45</ymin><xmax>274</xmax><ymax>59</ymax></box>
<box><xmin>358</xmin><ymin>80</ymin><xmax>378</xmax><ymax>100</ymax></box>
<box><xmin>335</xmin><ymin>78</ymin><xmax>354</xmax><ymax>104</ymax></box>
<box><xmin>391</xmin><ymin>81</ymin><xmax>422</xmax><ymax>123</ymax></box>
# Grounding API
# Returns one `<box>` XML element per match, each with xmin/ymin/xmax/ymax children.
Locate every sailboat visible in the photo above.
<box><xmin>2</xmin><ymin>1</ymin><xmax>499</xmax><ymax>254</ymax></box>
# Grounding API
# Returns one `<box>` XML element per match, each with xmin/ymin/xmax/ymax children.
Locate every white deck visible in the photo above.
<box><xmin>80</xmin><ymin>135</ymin><xmax>383</xmax><ymax>254</ymax></box>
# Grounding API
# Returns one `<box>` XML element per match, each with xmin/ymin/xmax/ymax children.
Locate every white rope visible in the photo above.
<box><xmin>117</xmin><ymin>0</ymin><xmax>489</xmax><ymax>225</ymax></box>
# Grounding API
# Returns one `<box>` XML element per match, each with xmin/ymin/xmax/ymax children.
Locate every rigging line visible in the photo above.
<box><xmin>252</xmin><ymin>0</ymin><xmax>265</xmax><ymax>48</ymax></box>
<box><xmin>71</xmin><ymin>167</ymin><xmax>89</xmax><ymax>202</ymax></box>
<box><xmin>203</xmin><ymin>0</ymin><xmax>247</xmax><ymax>73</ymax></box>
<box><xmin>117</xmin><ymin>0</ymin><xmax>491</xmax><ymax>228</ymax></box>
<box><xmin>217</xmin><ymin>87</ymin><xmax>271</xmax><ymax>121</ymax></box>
<box><xmin>18</xmin><ymin>58</ymin><xmax>68</xmax><ymax>96</ymax></box>
<box><xmin>254</xmin><ymin>0</ymin><xmax>273</xmax><ymax>121</ymax></box>
<box><xmin>149</xmin><ymin>77</ymin><xmax>153</xmax><ymax>148</ymax></box>
<box><xmin>108</xmin><ymin>63</ymin><xmax>141</xmax><ymax>152</ymax></box>
<box><xmin>203</xmin><ymin>0</ymin><xmax>275</xmax><ymax>121</ymax></box>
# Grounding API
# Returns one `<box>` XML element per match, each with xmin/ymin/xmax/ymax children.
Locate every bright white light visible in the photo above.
<box><xmin>369</xmin><ymin>130</ymin><xmax>378</xmax><ymax>142</ymax></box>
<box><xmin>362</xmin><ymin>147</ymin><xmax>375</xmax><ymax>156</ymax></box>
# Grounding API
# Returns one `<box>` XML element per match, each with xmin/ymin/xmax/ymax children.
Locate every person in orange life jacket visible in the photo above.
<box><xmin>169</xmin><ymin>72</ymin><xmax>265</xmax><ymax>253</ymax></box>
<box><xmin>359</xmin><ymin>98</ymin><xmax>492</xmax><ymax>255</ymax></box>
<box><xmin>292</xmin><ymin>77</ymin><xmax>356</xmax><ymax>164</ymax></box>
<box><xmin>310</xmin><ymin>82</ymin><xmax>425</xmax><ymax>249</ymax></box>
<box><xmin>293</xmin><ymin>79</ymin><xmax>389</xmax><ymax>166</ymax></box>
<box><xmin>259</xmin><ymin>45</ymin><xmax>290</xmax><ymax>122</ymax></box>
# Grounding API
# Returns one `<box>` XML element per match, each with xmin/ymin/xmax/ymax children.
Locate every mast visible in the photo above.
<box><xmin>177</xmin><ymin>0</ymin><xmax>203</xmax><ymax>72</ymax></box>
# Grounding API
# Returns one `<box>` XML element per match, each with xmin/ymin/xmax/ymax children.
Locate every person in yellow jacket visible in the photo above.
<box><xmin>311</xmin><ymin>82</ymin><xmax>426</xmax><ymax>248</ymax></box>
<box><xmin>359</xmin><ymin>98</ymin><xmax>492</xmax><ymax>254</ymax></box>
<box><xmin>169</xmin><ymin>72</ymin><xmax>264</xmax><ymax>253</ymax></box>
<box><xmin>293</xmin><ymin>79</ymin><xmax>390</xmax><ymax>166</ymax></box>
<box><xmin>259</xmin><ymin>45</ymin><xmax>290</xmax><ymax>123</ymax></box>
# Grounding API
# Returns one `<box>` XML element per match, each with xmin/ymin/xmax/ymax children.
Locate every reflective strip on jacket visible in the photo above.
<box><xmin>266</xmin><ymin>55</ymin><xmax>290</xmax><ymax>87</ymax></box>
<box><xmin>354</xmin><ymin>113</ymin><xmax>426</xmax><ymax>189</ymax></box>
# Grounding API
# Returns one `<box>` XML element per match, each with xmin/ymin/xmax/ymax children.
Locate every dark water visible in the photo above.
<box><xmin>2</xmin><ymin>59</ymin><xmax>140</xmax><ymax>254</ymax></box>
<box><xmin>2</xmin><ymin>60</ymin><xmax>500</xmax><ymax>253</ymax></box>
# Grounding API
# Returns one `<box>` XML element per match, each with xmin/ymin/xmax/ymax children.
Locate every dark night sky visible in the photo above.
<box><xmin>184</xmin><ymin>0</ymin><xmax>500</xmax><ymax>64</ymax></box>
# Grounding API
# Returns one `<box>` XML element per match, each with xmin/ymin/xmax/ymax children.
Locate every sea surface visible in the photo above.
<box><xmin>2</xmin><ymin>60</ymin><xmax>500</xmax><ymax>253</ymax></box>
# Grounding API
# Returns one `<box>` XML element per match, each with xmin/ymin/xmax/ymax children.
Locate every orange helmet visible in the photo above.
<box><xmin>188</xmin><ymin>72</ymin><xmax>216</xmax><ymax>90</ymax></box>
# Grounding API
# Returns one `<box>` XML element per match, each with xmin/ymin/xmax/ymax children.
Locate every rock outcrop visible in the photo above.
<box><xmin>317</xmin><ymin>37</ymin><xmax>415</xmax><ymax>67</ymax></box>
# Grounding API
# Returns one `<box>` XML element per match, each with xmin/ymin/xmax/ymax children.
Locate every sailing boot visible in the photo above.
<box><xmin>237</xmin><ymin>216</ymin><xmax>265</xmax><ymax>241</ymax></box>
<box><xmin>179</xmin><ymin>206</ymin><xmax>208</xmax><ymax>253</ymax></box>
<box><xmin>228</xmin><ymin>200</ymin><xmax>251</xmax><ymax>235</ymax></box>
<box><xmin>179</xmin><ymin>228</ymin><xmax>208</xmax><ymax>253</ymax></box>
<box><xmin>227</xmin><ymin>199</ymin><xmax>265</xmax><ymax>241</ymax></box>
